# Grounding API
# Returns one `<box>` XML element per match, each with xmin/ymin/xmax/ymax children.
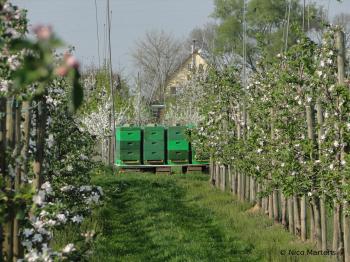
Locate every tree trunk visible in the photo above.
<box><xmin>33</xmin><ymin>100</ymin><xmax>47</xmax><ymax>189</ymax></box>
<box><xmin>245</xmin><ymin>175</ymin><xmax>250</xmax><ymax>201</ymax></box>
<box><xmin>227</xmin><ymin>165</ymin><xmax>232</xmax><ymax>192</ymax></box>
<box><xmin>242</xmin><ymin>174</ymin><xmax>246</xmax><ymax>201</ymax></box>
<box><xmin>312</xmin><ymin>197</ymin><xmax>322</xmax><ymax>249</ymax></box>
<box><xmin>293</xmin><ymin>196</ymin><xmax>301</xmax><ymax>237</ymax></box>
<box><xmin>13</xmin><ymin>103</ymin><xmax>22</xmax><ymax>261</ymax></box>
<box><xmin>269</xmin><ymin>194</ymin><xmax>273</xmax><ymax>220</ymax></box>
<box><xmin>281</xmin><ymin>193</ymin><xmax>287</xmax><ymax>228</ymax></box>
<box><xmin>257</xmin><ymin>183</ymin><xmax>262</xmax><ymax>208</ymax></box>
<box><xmin>3</xmin><ymin>98</ymin><xmax>15</xmax><ymax>261</ymax></box>
<box><xmin>237</xmin><ymin>172</ymin><xmax>242</xmax><ymax>200</ymax></box>
<box><xmin>336</xmin><ymin>30</ymin><xmax>350</xmax><ymax>262</ymax></box>
<box><xmin>316</xmin><ymin>97</ymin><xmax>327</xmax><ymax>251</ymax></box>
<box><xmin>300</xmin><ymin>195</ymin><xmax>307</xmax><ymax>241</ymax></box>
<box><xmin>215</xmin><ymin>164</ymin><xmax>220</xmax><ymax>187</ymax></box>
<box><xmin>221</xmin><ymin>165</ymin><xmax>225</xmax><ymax>191</ymax></box>
<box><xmin>0</xmin><ymin>98</ymin><xmax>6</xmax><ymax>261</ymax></box>
<box><xmin>250</xmin><ymin>177</ymin><xmax>256</xmax><ymax>204</ymax></box>
<box><xmin>310</xmin><ymin>200</ymin><xmax>315</xmax><ymax>242</ymax></box>
<box><xmin>333</xmin><ymin>201</ymin><xmax>344</xmax><ymax>259</ymax></box>
<box><xmin>273</xmin><ymin>190</ymin><xmax>279</xmax><ymax>223</ymax></box>
<box><xmin>343</xmin><ymin>202</ymin><xmax>350</xmax><ymax>262</ymax></box>
<box><xmin>288</xmin><ymin>197</ymin><xmax>294</xmax><ymax>234</ymax></box>
<box><xmin>320</xmin><ymin>196</ymin><xmax>327</xmax><ymax>251</ymax></box>
<box><xmin>232</xmin><ymin>167</ymin><xmax>237</xmax><ymax>195</ymax></box>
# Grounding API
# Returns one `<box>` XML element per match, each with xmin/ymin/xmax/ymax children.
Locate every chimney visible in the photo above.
<box><xmin>191</xmin><ymin>39</ymin><xmax>196</xmax><ymax>69</ymax></box>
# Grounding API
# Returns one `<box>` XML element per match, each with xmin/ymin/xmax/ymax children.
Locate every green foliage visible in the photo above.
<box><xmin>212</xmin><ymin>0</ymin><xmax>324</xmax><ymax>69</ymax></box>
<box><xmin>192</xmin><ymin>26</ymin><xmax>350</xmax><ymax>212</ymax></box>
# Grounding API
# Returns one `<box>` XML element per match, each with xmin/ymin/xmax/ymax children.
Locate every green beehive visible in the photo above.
<box><xmin>167</xmin><ymin>126</ymin><xmax>189</xmax><ymax>164</ymax></box>
<box><xmin>167</xmin><ymin>126</ymin><xmax>187</xmax><ymax>140</ymax></box>
<box><xmin>143</xmin><ymin>126</ymin><xmax>165</xmax><ymax>164</ymax></box>
<box><xmin>115</xmin><ymin>127</ymin><xmax>142</xmax><ymax>165</ymax></box>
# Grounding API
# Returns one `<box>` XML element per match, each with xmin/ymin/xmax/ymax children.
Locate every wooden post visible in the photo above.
<box><xmin>336</xmin><ymin>29</ymin><xmax>350</xmax><ymax>262</ymax></box>
<box><xmin>312</xmin><ymin>197</ymin><xmax>322</xmax><ymax>249</ymax></box>
<box><xmin>268</xmin><ymin>194</ymin><xmax>273</xmax><ymax>220</ymax></box>
<box><xmin>273</xmin><ymin>190</ymin><xmax>279</xmax><ymax>223</ymax></box>
<box><xmin>281</xmin><ymin>193</ymin><xmax>287</xmax><ymax>228</ymax></box>
<box><xmin>306</xmin><ymin>100</ymin><xmax>321</xmax><ymax>245</ymax></box>
<box><xmin>0</xmin><ymin>98</ymin><xmax>6</xmax><ymax>261</ymax></box>
<box><xmin>33</xmin><ymin>100</ymin><xmax>47</xmax><ymax>189</ymax></box>
<box><xmin>250</xmin><ymin>177</ymin><xmax>256</xmax><ymax>203</ymax></box>
<box><xmin>300</xmin><ymin>196</ymin><xmax>307</xmax><ymax>241</ymax></box>
<box><xmin>316</xmin><ymin>97</ymin><xmax>327</xmax><ymax>250</ymax></box>
<box><xmin>293</xmin><ymin>196</ymin><xmax>301</xmax><ymax>237</ymax></box>
<box><xmin>13</xmin><ymin>102</ymin><xmax>22</xmax><ymax>260</ymax></box>
<box><xmin>310</xmin><ymin>201</ymin><xmax>315</xmax><ymax>242</ymax></box>
<box><xmin>257</xmin><ymin>183</ymin><xmax>262</xmax><ymax>207</ymax></box>
<box><xmin>288</xmin><ymin>197</ymin><xmax>294</xmax><ymax>234</ymax></box>
<box><xmin>3</xmin><ymin>98</ymin><xmax>15</xmax><ymax>261</ymax></box>
<box><xmin>333</xmin><ymin>201</ymin><xmax>344</xmax><ymax>259</ymax></box>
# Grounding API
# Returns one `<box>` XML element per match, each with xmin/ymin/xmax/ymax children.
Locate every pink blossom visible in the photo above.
<box><xmin>65</xmin><ymin>54</ymin><xmax>80</xmax><ymax>69</ymax></box>
<box><xmin>33</xmin><ymin>25</ymin><xmax>52</xmax><ymax>40</ymax></box>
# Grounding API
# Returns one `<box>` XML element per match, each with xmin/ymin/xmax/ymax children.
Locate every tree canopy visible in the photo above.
<box><xmin>212</xmin><ymin>0</ymin><xmax>325</xmax><ymax>71</ymax></box>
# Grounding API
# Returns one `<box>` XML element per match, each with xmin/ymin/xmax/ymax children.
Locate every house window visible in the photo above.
<box><xmin>198</xmin><ymin>64</ymin><xmax>204</xmax><ymax>72</ymax></box>
<box><xmin>171</xmin><ymin>86</ymin><xmax>177</xmax><ymax>95</ymax></box>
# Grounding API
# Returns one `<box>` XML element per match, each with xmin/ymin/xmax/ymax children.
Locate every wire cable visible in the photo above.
<box><xmin>94</xmin><ymin>0</ymin><xmax>101</xmax><ymax>68</ymax></box>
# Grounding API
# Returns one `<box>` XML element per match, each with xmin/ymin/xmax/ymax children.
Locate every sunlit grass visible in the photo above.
<box><xmin>55</xmin><ymin>171</ymin><xmax>330</xmax><ymax>261</ymax></box>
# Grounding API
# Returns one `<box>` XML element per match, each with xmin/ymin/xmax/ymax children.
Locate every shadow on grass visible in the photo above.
<box><xmin>90</xmin><ymin>174</ymin><xmax>257</xmax><ymax>262</ymax></box>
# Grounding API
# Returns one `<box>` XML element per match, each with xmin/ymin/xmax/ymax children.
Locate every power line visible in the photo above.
<box><xmin>94</xmin><ymin>0</ymin><xmax>101</xmax><ymax>68</ymax></box>
<box><xmin>242</xmin><ymin>0</ymin><xmax>247</xmax><ymax>89</ymax></box>
<box><xmin>285</xmin><ymin>0</ymin><xmax>291</xmax><ymax>53</ymax></box>
<box><xmin>107</xmin><ymin>0</ymin><xmax>116</xmax><ymax>171</ymax></box>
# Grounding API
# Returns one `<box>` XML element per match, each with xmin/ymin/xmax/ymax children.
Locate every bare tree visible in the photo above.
<box><xmin>132</xmin><ymin>30</ymin><xmax>186</xmax><ymax>104</ymax></box>
<box><xmin>187</xmin><ymin>23</ymin><xmax>217</xmax><ymax>55</ymax></box>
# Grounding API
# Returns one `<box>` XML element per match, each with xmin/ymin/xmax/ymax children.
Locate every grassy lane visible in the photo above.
<box><xmin>90</xmin><ymin>173</ymin><xmax>328</xmax><ymax>262</ymax></box>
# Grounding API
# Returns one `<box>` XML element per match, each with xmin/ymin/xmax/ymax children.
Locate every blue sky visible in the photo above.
<box><xmin>11</xmin><ymin>0</ymin><xmax>350</xmax><ymax>79</ymax></box>
<box><xmin>12</xmin><ymin>0</ymin><xmax>215</xmax><ymax>78</ymax></box>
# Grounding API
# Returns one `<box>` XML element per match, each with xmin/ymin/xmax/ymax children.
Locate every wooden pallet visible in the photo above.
<box><xmin>156</xmin><ymin>166</ymin><xmax>171</xmax><ymax>175</ymax></box>
<box><xmin>117</xmin><ymin>164</ymin><xmax>209</xmax><ymax>175</ymax></box>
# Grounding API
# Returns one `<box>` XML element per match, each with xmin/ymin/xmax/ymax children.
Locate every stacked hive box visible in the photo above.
<box><xmin>143</xmin><ymin>126</ymin><xmax>165</xmax><ymax>164</ymax></box>
<box><xmin>115</xmin><ymin>127</ymin><xmax>142</xmax><ymax>165</ymax></box>
<box><xmin>167</xmin><ymin>126</ymin><xmax>189</xmax><ymax>164</ymax></box>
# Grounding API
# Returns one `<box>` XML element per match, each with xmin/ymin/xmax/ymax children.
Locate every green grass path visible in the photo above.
<box><xmin>90</xmin><ymin>173</ymin><xmax>328</xmax><ymax>262</ymax></box>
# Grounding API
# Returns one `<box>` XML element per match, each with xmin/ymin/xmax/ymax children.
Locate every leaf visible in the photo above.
<box><xmin>15</xmin><ymin>209</ymin><xmax>25</xmax><ymax>220</ymax></box>
<box><xmin>71</xmin><ymin>69</ymin><xmax>84</xmax><ymax>111</ymax></box>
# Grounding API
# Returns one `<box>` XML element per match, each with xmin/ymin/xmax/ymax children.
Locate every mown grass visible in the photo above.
<box><xmin>83</xmin><ymin>172</ymin><xmax>330</xmax><ymax>262</ymax></box>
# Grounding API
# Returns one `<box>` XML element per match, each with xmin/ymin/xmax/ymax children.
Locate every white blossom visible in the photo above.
<box><xmin>41</xmin><ymin>181</ymin><xmax>53</xmax><ymax>194</ymax></box>
<box><xmin>60</xmin><ymin>185</ymin><xmax>74</xmax><ymax>192</ymax></box>
<box><xmin>56</xmin><ymin>213</ymin><xmax>67</xmax><ymax>223</ymax></box>
<box><xmin>62</xmin><ymin>243</ymin><xmax>75</xmax><ymax>253</ymax></box>
<box><xmin>71</xmin><ymin>215</ymin><xmax>84</xmax><ymax>224</ymax></box>
<box><xmin>23</xmin><ymin>228</ymin><xmax>34</xmax><ymax>238</ymax></box>
<box><xmin>32</xmin><ymin>233</ymin><xmax>43</xmax><ymax>243</ymax></box>
<box><xmin>33</xmin><ymin>190</ymin><xmax>46</xmax><ymax>206</ymax></box>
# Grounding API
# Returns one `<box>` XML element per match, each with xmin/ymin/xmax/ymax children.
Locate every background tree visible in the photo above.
<box><xmin>132</xmin><ymin>30</ymin><xmax>186</xmax><ymax>104</ymax></box>
<box><xmin>212</xmin><ymin>0</ymin><xmax>324</xmax><ymax>71</ymax></box>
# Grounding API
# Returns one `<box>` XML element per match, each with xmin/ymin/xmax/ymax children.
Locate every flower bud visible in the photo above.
<box><xmin>33</xmin><ymin>25</ymin><xmax>52</xmax><ymax>40</ymax></box>
<box><xmin>55</xmin><ymin>65</ymin><xmax>68</xmax><ymax>77</ymax></box>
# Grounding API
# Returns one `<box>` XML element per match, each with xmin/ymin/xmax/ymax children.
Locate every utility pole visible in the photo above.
<box><xmin>107</xmin><ymin>0</ymin><xmax>116</xmax><ymax>172</ymax></box>
<box><xmin>138</xmin><ymin>72</ymin><xmax>141</xmax><ymax>126</ymax></box>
